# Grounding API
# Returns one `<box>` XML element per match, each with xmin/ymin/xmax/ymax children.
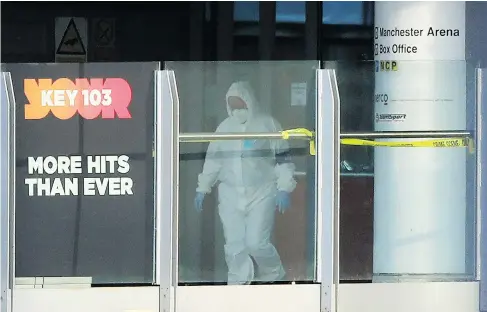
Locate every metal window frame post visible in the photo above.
<box><xmin>316</xmin><ymin>68</ymin><xmax>340</xmax><ymax>312</ymax></box>
<box><xmin>478</xmin><ymin>68</ymin><xmax>487</xmax><ymax>312</ymax></box>
<box><xmin>1</xmin><ymin>72</ymin><xmax>15</xmax><ymax>312</ymax></box>
<box><xmin>155</xmin><ymin>70</ymin><xmax>180</xmax><ymax>312</ymax></box>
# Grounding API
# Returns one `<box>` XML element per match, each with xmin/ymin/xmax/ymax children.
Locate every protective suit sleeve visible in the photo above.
<box><xmin>270</xmin><ymin>118</ymin><xmax>297</xmax><ymax>193</ymax></box>
<box><xmin>196</xmin><ymin>125</ymin><xmax>223</xmax><ymax>194</ymax></box>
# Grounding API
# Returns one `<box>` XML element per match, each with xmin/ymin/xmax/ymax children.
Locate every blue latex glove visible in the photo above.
<box><xmin>276</xmin><ymin>191</ymin><xmax>291</xmax><ymax>214</ymax></box>
<box><xmin>194</xmin><ymin>192</ymin><xmax>205</xmax><ymax>212</ymax></box>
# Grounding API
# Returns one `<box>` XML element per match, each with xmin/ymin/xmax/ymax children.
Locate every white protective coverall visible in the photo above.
<box><xmin>196</xmin><ymin>81</ymin><xmax>297</xmax><ymax>284</ymax></box>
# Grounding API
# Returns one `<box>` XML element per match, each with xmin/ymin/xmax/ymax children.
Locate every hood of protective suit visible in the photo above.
<box><xmin>226</xmin><ymin>81</ymin><xmax>260</xmax><ymax>123</ymax></box>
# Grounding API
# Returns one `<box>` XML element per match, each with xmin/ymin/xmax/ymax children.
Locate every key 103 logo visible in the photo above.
<box><xmin>24</xmin><ymin>78</ymin><xmax>132</xmax><ymax>120</ymax></box>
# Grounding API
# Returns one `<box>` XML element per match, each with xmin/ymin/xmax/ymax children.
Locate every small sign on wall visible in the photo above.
<box><xmin>93</xmin><ymin>18</ymin><xmax>116</xmax><ymax>48</ymax></box>
<box><xmin>55</xmin><ymin>17</ymin><xmax>88</xmax><ymax>63</ymax></box>
<box><xmin>291</xmin><ymin>82</ymin><xmax>307</xmax><ymax>107</ymax></box>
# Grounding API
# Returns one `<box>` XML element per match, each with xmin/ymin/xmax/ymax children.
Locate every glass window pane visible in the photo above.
<box><xmin>6</xmin><ymin>62</ymin><xmax>159</xmax><ymax>284</ymax></box>
<box><xmin>334</xmin><ymin>61</ymin><xmax>374</xmax><ymax>280</ymax></box>
<box><xmin>331</xmin><ymin>60</ymin><xmax>477</xmax><ymax>281</ymax></box>
<box><xmin>322</xmin><ymin>1</ymin><xmax>364</xmax><ymax>25</ymax></box>
<box><xmin>276</xmin><ymin>1</ymin><xmax>306</xmax><ymax>23</ymax></box>
<box><xmin>234</xmin><ymin>1</ymin><xmax>260</xmax><ymax>22</ymax></box>
<box><xmin>166</xmin><ymin>61</ymin><xmax>319</xmax><ymax>284</ymax></box>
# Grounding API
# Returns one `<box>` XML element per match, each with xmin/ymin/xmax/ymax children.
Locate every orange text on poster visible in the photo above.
<box><xmin>24</xmin><ymin>78</ymin><xmax>132</xmax><ymax>120</ymax></box>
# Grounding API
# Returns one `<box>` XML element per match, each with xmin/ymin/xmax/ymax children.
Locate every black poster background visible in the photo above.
<box><xmin>4</xmin><ymin>62</ymin><xmax>159</xmax><ymax>284</ymax></box>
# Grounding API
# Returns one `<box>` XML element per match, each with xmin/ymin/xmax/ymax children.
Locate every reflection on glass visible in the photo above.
<box><xmin>276</xmin><ymin>1</ymin><xmax>305</xmax><ymax>23</ymax></box>
<box><xmin>235</xmin><ymin>1</ymin><xmax>365</xmax><ymax>25</ymax></box>
<box><xmin>328</xmin><ymin>61</ymin><xmax>374</xmax><ymax>175</ymax></box>
<box><xmin>234</xmin><ymin>1</ymin><xmax>260</xmax><ymax>22</ymax></box>
<box><xmin>167</xmin><ymin>61</ymin><xmax>318</xmax><ymax>285</ymax></box>
<box><xmin>322</xmin><ymin>1</ymin><xmax>364</xmax><ymax>25</ymax></box>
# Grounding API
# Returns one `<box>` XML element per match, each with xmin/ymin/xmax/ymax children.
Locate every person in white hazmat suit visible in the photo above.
<box><xmin>194</xmin><ymin>81</ymin><xmax>297</xmax><ymax>285</ymax></box>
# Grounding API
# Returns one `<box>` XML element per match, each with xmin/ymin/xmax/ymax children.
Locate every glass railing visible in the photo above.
<box><xmin>0</xmin><ymin>59</ymin><xmax>479</xmax><ymax>287</ymax></box>
<box><xmin>165</xmin><ymin>61</ymin><xmax>319</xmax><ymax>284</ymax></box>
<box><xmin>327</xmin><ymin>60</ymin><xmax>477</xmax><ymax>281</ymax></box>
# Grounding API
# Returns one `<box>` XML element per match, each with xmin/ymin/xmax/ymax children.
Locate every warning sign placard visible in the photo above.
<box><xmin>55</xmin><ymin>17</ymin><xmax>88</xmax><ymax>62</ymax></box>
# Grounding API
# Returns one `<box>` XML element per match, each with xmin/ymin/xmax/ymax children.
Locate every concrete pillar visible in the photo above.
<box><xmin>373</xmin><ymin>1</ymin><xmax>468</xmax><ymax>281</ymax></box>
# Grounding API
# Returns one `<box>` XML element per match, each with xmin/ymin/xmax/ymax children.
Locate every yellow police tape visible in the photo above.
<box><xmin>341</xmin><ymin>137</ymin><xmax>475</xmax><ymax>154</ymax></box>
<box><xmin>281</xmin><ymin>128</ymin><xmax>475</xmax><ymax>156</ymax></box>
<box><xmin>281</xmin><ymin>128</ymin><xmax>316</xmax><ymax>156</ymax></box>
<box><xmin>171</xmin><ymin>128</ymin><xmax>474</xmax><ymax>157</ymax></box>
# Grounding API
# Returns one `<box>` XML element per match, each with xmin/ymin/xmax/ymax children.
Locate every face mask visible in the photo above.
<box><xmin>233</xmin><ymin>109</ymin><xmax>248</xmax><ymax>124</ymax></box>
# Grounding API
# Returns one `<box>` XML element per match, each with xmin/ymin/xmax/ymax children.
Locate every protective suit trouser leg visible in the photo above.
<box><xmin>218</xmin><ymin>199</ymin><xmax>255</xmax><ymax>285</ymax></box>
<box><xmin>245</xmin><ymin>191</ymin><xmax>286</xmax><ymax>282</ymax></box>
<box><xmin>218</xmin><ymin>184</ymin><xmax>285</xmax><ymax>284</ymax></box>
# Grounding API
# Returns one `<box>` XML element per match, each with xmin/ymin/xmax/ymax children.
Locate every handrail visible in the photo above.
<box><xmin>178</xmin><ymin>132</ymin><xmax>310</xmax><ymax>142</ymax></box>
<box><xmin>177</xmin><ymin>130</ymin><xmax>473</xmax><ymax>155</ymax></box>
<box><xmin>179</xmin><ymin>130</ymin><xmax>472</xmax><ymax>142</ymax></box>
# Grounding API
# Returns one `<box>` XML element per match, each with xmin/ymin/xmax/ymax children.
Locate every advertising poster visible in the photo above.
<box><xmin>4</xmin><ymin>62</ymin><xmax>159</xmax><ymax>283</ymax></box>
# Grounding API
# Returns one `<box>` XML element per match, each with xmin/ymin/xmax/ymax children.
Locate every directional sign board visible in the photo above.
<box><xmin>55</xmin><ymin>17</ymin><xmax>88</xmax><ymax>63</ymax></box>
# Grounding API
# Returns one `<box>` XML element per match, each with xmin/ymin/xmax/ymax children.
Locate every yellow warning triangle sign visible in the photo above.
<box><xmin>56</xmin><ymin>18</ymin><xmax>86</xmax><ymax>55</ymax></box>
